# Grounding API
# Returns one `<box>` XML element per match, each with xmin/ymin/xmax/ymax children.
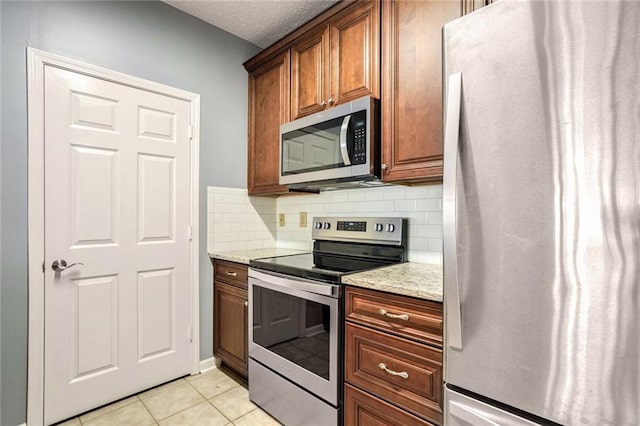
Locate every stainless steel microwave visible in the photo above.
<box><xmin>279</xmin><ymin>96</ymin><xmax>379</xmax><ymax>189</ymax></box>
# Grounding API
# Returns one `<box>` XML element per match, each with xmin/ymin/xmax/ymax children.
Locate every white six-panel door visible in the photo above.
<box><xmin>43</xmin><ymin>65</ymin><xmax>193</xmax><ymax>424</ymax></box>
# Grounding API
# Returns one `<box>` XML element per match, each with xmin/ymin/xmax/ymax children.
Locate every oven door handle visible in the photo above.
<box><xmin>339</xmin><ymin>115</ymin><xmax>352</xmax><ymax>166</ymax></box>
<box><xmin>248</xmin><ymin>268</ymin><xmax>340</xmax><ymax>298</ymax></box>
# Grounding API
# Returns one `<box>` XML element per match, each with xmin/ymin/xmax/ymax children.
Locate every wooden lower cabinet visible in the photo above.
<box><xmin>344</xmin><ymin>286</ymin><xmax>444</xmax><ymax>425</ymax></box>
<box><xmin>345</xmin><ymin>384</ymin><xmax>435</xmax><ymax>426</ymax></box>
<box><xmin>213</xmin><ymin>260</ymin><xmax>248</xmax><ymax>379</ymax></box>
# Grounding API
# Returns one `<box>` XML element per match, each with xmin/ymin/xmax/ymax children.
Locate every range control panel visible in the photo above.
<box><xmin>337</xmin><ymin>221</ymin><xmax>367</xmax><ymax>232</ymax></box>
<box><xmin>312</xmin><ymin>217</ymin><xmax>405</xmax><ymax>245</ymax></box>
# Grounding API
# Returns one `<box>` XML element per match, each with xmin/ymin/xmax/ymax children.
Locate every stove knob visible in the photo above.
<box><xmin>315</xmin><ymin>222</ymin><xmax>323</xmax><ymax>229</ymax></box>
<box><xmin>386</xmin><ymin>223</ymin><xmax>395</xmax><ymax>232</ymax></box>
<box><xmin>323</xmin><ymin>222</ymin><xmax>331</xmax><ymax>230</ymax></box>
<box><xmin>375</xmin><ymin>223</ymin><xmax>384</xmax><ymax>232</ymax></box>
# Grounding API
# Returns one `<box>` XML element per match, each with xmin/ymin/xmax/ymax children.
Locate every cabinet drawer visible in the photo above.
<box><xmin>345</xmin><ymin>286</ymin><xmax>443</xmax><ymax>347</ymax></box>
<box><xmin>214</xmin><ymin>260</ymin><xmax>248</xmax><ymax>288</ymax></box>
<box><xmin>345</xmin><ymin>383</ymin><xmax>435</xmax><ymax>426</ymax></box>
<box><xmin>345</xmin><ymin>323</ymin><xmax>443</xmax><ymax>424</ymax></box>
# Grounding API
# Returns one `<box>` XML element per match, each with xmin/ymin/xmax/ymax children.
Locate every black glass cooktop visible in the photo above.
<box><xmin>250</xmin><ymin>241</ymin><xmax>406</xmax><ymax>284</ymax></box>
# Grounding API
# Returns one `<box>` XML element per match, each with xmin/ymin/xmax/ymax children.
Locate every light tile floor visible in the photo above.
<box><xmin>55</xmin><ymin>368</ymin><xmax>282</xmax><ymax>426</ymax></box>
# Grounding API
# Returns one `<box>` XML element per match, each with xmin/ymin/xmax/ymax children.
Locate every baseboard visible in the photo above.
<box><xmin>199</xmin><ymin>357</ymin><xmax>217</xmax><ymax>374</ymax></box>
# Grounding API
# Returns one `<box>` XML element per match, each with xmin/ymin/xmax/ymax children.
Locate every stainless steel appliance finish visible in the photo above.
<box><xmin>279</xmin><ymin>96</ymin><xmax>379</xmax><ymax>189</ymax></box>
<box><xmin>248</xmin><ymin>268</ymin><xmax>340</xmax><ymax>406</ymax></box>
<box><xmin>311</xmin><ymin>216</ymin><xmax>405</xmax><ymax>246</ymax></box>
<box><xmin>443</xmin><ymin>1</ymin><xmax>639</xmax><ymax>425</ymax></box>
<box><xmin>249</xmin><ymin>216</ymin><xmax>407</xmax><ymax>426</ymax></box>
<box><xmin>446</xmin><ymin>387</ymin><xmax>539</xmax><ymax>426</ymax></box>
<box><xmin>249</xmin><ymin>359</ymin><xmax>338</xmax><ymax>426</ymax></box>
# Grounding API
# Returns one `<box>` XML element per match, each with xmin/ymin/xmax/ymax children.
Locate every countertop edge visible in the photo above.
<box><xmin>341</xmin><ymin>262</ymin><xmax>443</xmax><ymax>302</ymax></box>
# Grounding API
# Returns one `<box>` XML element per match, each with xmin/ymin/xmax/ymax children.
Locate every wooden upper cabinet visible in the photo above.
<box><xmin>291</xmin><ymin>27</ymin><xmax>329</xmax><ymax>120</ymax></box>
<box><xmin>330</xmin><ymin>0</ymin><xmax>380</xmax><ymax>106</ymax></box>
<box><xmin>381</xmin><ymin>0</ymin><xmax>461</xmax><ymax>183</ymax></box>
<box><xmin>247</xmin><ymin>51</ymin><xmax>290</xmax><ymax>195</ymax></box>
<box><xmin>291</xmin><ymin>0</ymin><xmax>380</xmax><ymax>120</ymax></box>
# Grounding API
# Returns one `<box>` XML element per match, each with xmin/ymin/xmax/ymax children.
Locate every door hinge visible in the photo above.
<box><xmin>189</xmin><ymin>327</ymin><xmax>193</xmax><ymax>342</ymax></box>
<box><xmin>188</xmin><ymin>124</ymin><xmax>193</xmax><ymax>140</ymax></box>
<box><xmin>42</xmin><ymin>261</ymin><xmax>45</xmax><ymax>273</ymax></box>
<box><xmin>188</xmin><ymin>225</ymin><xmax>193</xmax><ymax>241</ymax></box>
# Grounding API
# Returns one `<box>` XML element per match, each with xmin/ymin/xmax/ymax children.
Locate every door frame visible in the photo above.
<box><xmin>26</xmin><ymin>47</ymin><xmax>201</xmax><ymax>426</ymax></box>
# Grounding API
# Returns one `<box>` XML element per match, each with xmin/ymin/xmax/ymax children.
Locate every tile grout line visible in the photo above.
<box><xmin>206</xmin><ymin>385</ymin><xmax>259</xmax><ymax>424</ymax></box>
<box><xmin>76</xmin><ymin>394</ymin><xmax>141</xmax><ymax>425</ymax></box>
<box><xmin>140</xmin><ymin>378</ymin><xmax>207</xmax><ymax>423</ymax></box>
<box><xmin>185</xmin><ymin>373</ymin><xmax>240</xmax><ymax>424</ymax></box>
<box><xmin>138</xmin><ymin>394</ymin><xmax>158</xmax><ymax>425</ymax></box>
<box><xmin>187</xmin><ymin>372</ymin><xmax>265</xmax><ymax>424</ymax></box>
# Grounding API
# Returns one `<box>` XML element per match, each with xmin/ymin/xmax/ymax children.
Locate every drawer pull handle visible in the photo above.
<box><xmin>379</xmin><ymin>309</ymin><xmax>409</xmax><ymax>321</ymax></box>
<box><xmin>378</xmin><ymin>363</ymin><xmax>409</xmax><ymax>379</ymax></box>
<box><xmin>225</xmin><ymin>271</ymin><xmax>238</xmax><ymax>277</ymax></box>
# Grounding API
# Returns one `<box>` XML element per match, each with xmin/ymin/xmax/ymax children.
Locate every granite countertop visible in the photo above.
<box><xmin>209</xmin><ymin>248</ymin><xmax>309</xmax><ymax>265</ymax></box>
<box><xmin>342</xmin><ymin>262</ymin><xmax>443</xmax><ymax>302</ymax></box>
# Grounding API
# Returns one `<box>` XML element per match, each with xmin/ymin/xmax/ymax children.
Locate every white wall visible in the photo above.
<box><xmin>208</xmin><ymin>184</ymin><xmax>443</xmax><ymax>264</ymax></box>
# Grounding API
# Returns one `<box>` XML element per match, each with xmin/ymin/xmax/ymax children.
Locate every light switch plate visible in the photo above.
<box><xmin>279</xmin><ymin>213</ymin><xmax>285</xmax><ymax>227</ymax></box>
<box><xmin>299</xmin><ymin>212</ymin><xmax>307</xmax><ymax>228</ymax></box>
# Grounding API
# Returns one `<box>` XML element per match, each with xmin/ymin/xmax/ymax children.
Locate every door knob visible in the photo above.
<box><xmin>51</xmin><ymin>259</ymin><xmax>84</xmax><ymax>272</ymax></box>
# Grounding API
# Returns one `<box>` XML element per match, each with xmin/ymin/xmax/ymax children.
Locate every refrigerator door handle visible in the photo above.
<box><xmin>443</xmin><ymin>72</ymin><xmax>463</xmax><ymax>350</ymax></box>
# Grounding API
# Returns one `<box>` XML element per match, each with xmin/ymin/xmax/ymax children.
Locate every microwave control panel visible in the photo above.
<box><xmin>352</xmin><ymin>110</ymin><xmax>367</xmax><ymax>165</ymax></box>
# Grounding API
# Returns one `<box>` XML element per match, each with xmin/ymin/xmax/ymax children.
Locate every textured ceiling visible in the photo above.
<box><xmin>163</xmin><ymin>0</ymin><xmax>340</xmax><ymax>48</ymax></box>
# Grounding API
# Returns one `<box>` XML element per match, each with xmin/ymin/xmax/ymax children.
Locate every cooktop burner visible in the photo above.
<box><xmin>249</xmin><ymin>217</ymin><xmax>407</xmax><ymax>284</ymax></box>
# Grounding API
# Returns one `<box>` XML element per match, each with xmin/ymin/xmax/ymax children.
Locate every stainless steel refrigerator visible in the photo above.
<box><xmin>442</xmin><ymin>1</ymin><xmax>639</xmax><ymax>424</ymax></box>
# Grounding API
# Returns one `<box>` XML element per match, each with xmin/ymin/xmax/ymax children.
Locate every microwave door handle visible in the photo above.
<box><xmin>339</xmin><ymin>115</ymin><xmax>352</xmax><ymax>166</ymax></box>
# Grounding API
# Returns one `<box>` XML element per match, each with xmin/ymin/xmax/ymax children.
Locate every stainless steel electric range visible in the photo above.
<box><xmin>248</xmin><ymin>217</ymin><xmax>407</xmax><ymax>426</ymax></box>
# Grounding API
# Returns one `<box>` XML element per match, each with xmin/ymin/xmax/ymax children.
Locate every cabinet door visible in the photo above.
<box><xmin>247</xmin><ymin>52</ymin><xmax>290</xmax><ymax>195</ymax></box>
<box><xmin>381</xmin><ymin>0</ymin><xmax>460</xmax><ymax>182</ymax></box>
<box><xmin>329</xmin><ymin>0</ymin><xmax>380</xmax><ymax>106</ymax></box>
<box><xmin>214</xmin><ymin>281</ymin><xmax>248</xmax><ymax>378</ymax></box>
<box><xmin>345</xmin><ymin>384</ymin><xmax>434</xmax><ymax>426</ymax></box>
<box><xmin>291</xmin><ymin>27</ymin><xmax>330</xmax><ymax>120</ymax></box>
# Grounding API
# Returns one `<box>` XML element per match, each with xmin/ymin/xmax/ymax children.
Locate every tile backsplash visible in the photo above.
<box><xmin>207</xmin><ymin>187</ymin><xmax>277</xmax><ymax>253</ymax></box>
<box><xmin>208</xmin><ymin>184</ymin><xmax>443</xmax><ymax>264</ymax></box>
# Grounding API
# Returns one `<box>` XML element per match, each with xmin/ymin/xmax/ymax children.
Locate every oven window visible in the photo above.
<box><xmin>252</xmin><ymin>286</ymin><xmax>331</xmax><ymax>380</ymax></box>
<box><xmin>281</xmin><ymin>115</ymin><xmax>347</xmax><ymax>175</ymax></box>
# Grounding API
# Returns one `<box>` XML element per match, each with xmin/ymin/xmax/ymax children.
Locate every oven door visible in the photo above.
<box><xmin>248</xmin><ymin>269</ymin><xmax>340</xmax><ymax>406</ymax></box>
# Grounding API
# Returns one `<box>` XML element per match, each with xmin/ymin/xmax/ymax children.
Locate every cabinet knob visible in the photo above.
<box><xmin>381</xmin><ymin>163</ymin><xmax>388</xmax><ymax>171</ymax></box>
<box><xmin>244</xmin><ymin>301</ymin><xmax>248</xmax><ymax>307</ymax></box>
<box><xmin>320</xmin><ymin>100</ymin><xmax>327</xmax><ymax>107</ymax></box>
<box><xmin>328</xmin><ymin>98</ymin><xmax>335</xmax><ymax>105</ymax></box>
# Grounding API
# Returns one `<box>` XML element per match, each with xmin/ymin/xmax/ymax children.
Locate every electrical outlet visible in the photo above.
<box><xmin>299</xmin><ymin>212</ymin><xmax>308</xmax><ymax>228</ymax></box>
<box><xmin>279</xmin><ymin>213</ymin><xmax>285</xmax><ymax>227</ymax></box>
